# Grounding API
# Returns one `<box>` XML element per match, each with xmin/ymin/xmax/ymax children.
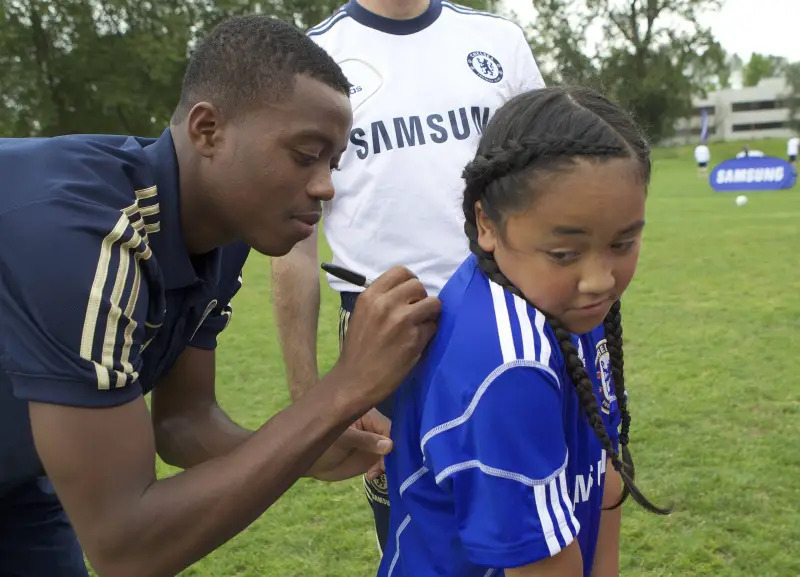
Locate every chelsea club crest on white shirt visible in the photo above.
<box><xmin>308</xmin><ymin>0</ymin><xmax>545</xmax><ymax>296</ymax></box>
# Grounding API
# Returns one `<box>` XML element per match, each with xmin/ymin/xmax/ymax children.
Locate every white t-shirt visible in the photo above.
<box><xmin>308</xmin><ymin>0</ymin><xmax>545</xmax><ymax>295</ymax></box>
<box><xmin>788</xmin><ymin>137</ymin><xmax>799</xmax><ymax>156</ymax></box>
<box><xmin>694</xmin><ymin>144</ymin><xmax>710</xmax><ymax>164</ymax></box>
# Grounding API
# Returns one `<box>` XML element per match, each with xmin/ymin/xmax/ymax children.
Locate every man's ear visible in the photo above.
<box><xmin>185</xmin><ymin>102</ymin><xmax>224</xmax><ymax>159</ymax></box>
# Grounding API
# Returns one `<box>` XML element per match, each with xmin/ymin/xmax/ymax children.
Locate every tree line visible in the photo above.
<box><xmin>1</xmin><ymin>0</ymin><xmax>797</xmax><ymax>142</ymax></box>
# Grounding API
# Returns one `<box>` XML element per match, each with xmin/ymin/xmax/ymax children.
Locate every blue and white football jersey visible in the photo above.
<box><xmin>377</xmin><ymin>255</ymin><xmax>621</xmax><ymax>577</ymax></box>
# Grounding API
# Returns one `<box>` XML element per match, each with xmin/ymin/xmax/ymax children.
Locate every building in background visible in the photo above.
<box><xmin>671</xmin><ymin>77</ymin><xmax>795</xmax><ymax>145</ymax></box>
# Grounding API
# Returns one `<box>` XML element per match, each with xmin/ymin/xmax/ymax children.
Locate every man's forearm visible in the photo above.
<box><xmin>97</xmin><ymin>371</ymin><xmax>357</xmax><ymax>577</ymax></box>
<box><xmin>156</xmin><ymin>403</ymin><xmax>253</xmax><ymax>470</ymax></box>
<box><xmin>271</xmin><ymin>231</ymin><xmax>321</xmax><ymax>399</ymax></box>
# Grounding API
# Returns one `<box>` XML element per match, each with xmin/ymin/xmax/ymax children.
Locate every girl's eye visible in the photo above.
<box><xmin>547</xmin><ymin>250</ymin><xmax>580</xmax><ymax>264</ymax></box>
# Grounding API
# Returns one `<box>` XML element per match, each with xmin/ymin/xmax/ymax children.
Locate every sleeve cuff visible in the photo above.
<box><xmin>188</xmin><ymin>330</ymin><xmax>219</xmax><ymax>350</ymax></box>
<box><xmin>9</xmin><ymin>372</ymin><xmax>143</xmax><ymax>408</ymax></box>
<box><xmin>464</xmin><ymin>531</ymin><xmax>576</xmax><ymax>569</ymax></box>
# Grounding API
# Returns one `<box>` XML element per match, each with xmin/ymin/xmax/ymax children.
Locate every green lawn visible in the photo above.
<box><xmin>159</xmin><ymin>138</ymin><xmax>800</xmax><ymax>576</ymax></box>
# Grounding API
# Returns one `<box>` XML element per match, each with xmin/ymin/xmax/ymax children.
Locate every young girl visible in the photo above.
<box><xmin>377</xmin><ymin>86</ymin><xmax>670</xmax><ymax>577</ymax></box>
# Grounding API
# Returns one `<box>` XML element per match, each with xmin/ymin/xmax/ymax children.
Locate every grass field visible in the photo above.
<box><xmin>156</xmin><ymin>139</ymin><xmax>800</xmax><ymax>576</ymax></box>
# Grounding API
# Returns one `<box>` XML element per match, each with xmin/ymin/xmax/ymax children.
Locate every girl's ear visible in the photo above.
<box><xmin>475</xmin><ymin>200</ymin><xmax>497</xmax><ymax>254</ymax></box>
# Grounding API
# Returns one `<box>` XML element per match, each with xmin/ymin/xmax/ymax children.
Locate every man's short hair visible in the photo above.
<box><xmin>172</xmin><ymin>14</ymin><xmax>350</xmax><ymax>123</ymax></box>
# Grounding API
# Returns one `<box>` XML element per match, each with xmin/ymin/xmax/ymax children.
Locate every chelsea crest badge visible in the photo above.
<box><xmin>467</xmin><ymin>51</ymin><xmax>504</xmax><ymax>83</ymax></box>
<box><xmin>595</xmin><ymin>340</ymin><xmax>616</xmax><ymax>414</ymax></box>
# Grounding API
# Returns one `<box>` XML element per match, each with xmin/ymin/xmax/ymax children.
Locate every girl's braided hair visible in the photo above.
<box><xmin>462</xmin><ymin>86</ymin><xmax>669</xmax><ymax>515</ymax></box>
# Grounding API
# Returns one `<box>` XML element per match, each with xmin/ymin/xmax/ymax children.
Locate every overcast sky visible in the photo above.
<box><xmin>500</xmin><ymin>0</ymin><xmax>800</xmax><ymax>62</ymax></box>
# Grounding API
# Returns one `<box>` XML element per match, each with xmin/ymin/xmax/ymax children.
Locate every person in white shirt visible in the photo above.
<box><xmin>271</xmin><ymin>0</ymin><xmax>545</xmax><ymax>554</ymax></box>
<box><xmin>694</xmin><ymin>142</ymin><xmax>710</xmax><ymax>177</ymax></box>
<box><xmin>787</xmin><ymin>136</ymin><xmax>799</xmax><ymax>166</ymax></box>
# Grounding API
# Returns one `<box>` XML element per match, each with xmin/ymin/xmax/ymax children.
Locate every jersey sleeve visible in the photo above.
<box><xmin>188</xmin><ymin>300</ymin><xmax>234</xmax><ymax>350</ymax></box>
<box><xmin>507</xmin><ymin>25</ymin><xmax>546</xmax><ymax>97</ymax></box>
<box><xmin>0</xmin><ymin>199</ymin><xmax>157</xmax><ymax>407</ymax></box>
<box><xmin>188</xmin><ymin>243</ymin><xmax>247</xmax><ymax>350</ymax></box>
<box><xmin>422</xmin><ymin>364</ymin><xmax>578</xmax><ymax>569</ymax></box>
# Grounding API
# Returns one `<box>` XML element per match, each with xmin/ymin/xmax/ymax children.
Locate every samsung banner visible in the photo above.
<box><xmin>710</xmin><ymin>156</ymin><xmax>796</xmax><ymax>192</ymax></box>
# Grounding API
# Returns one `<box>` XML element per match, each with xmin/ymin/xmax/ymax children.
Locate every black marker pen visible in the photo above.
<box><xmin>321</xmin><ymin>262</ymin><xmax>373</xmax><ymax>288</ymax></box>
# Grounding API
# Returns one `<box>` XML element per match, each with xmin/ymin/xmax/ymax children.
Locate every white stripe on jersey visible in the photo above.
<box><xmin>533</xmin><ymin>309</ymin><xmax>552</xmax><ymax>366</ymax></box>
<box><xmin>559</xmin><ymin>469</ymin><xmax>581</xmax><ymax>534</ymax></box>
<box><xmin>306</xmin><ymin>8</ymin><xmax>348</xmax><ymax>36</ymax></box>
<box><xmin>388</xmin><ymin>515</ymin><xmax>412</xmax><ymax>577</ymax></box>
<box><xmin>434</xmin><ymin>455</ymin><xmax>568</xmax><ymax>487</ymax></box>
<box><xmin>549</xmin><ymin>474</ymin><xmax>573</xmax><ymax>548</ymax></box>
<box><xmin>441</xmin><ymin>0</ymin><xmax>506</xmax><ymax>20</ymax></box>
<box><xmin>514</xmin><ymin>295</ymin><xmax>535</xmax><ymax>360</ymax></box>
<box><xmin>533</xmin><ymin>472</ymin><xmax>578</xmax><ymax>556</ymax></box>
<box><xmin>489</xmin><ymin>281</ymin><xmax>515</xmax><ymax>363</ymax></box>
<box><xmin>533</xmin><ymin>484</ymin><xmax>561</xmax><ymax>555</ymax></box>
<box><xmin>399</xmin><ymin>466</ymin><xmax>429</xmax><ymax>496</ymax></box>
<box><xmin>532</xmin><ymin>471</ymin><xmax>579</xmax><ymax>556</ymax></box>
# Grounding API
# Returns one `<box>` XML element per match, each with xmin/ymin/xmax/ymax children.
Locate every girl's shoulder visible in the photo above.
<box><xmin>421</xmin><ymin>266</ymin><xmax>567</xmax><ymax>414</ymax></box>
<box><xmin>430</xmin><ymin>268</ymin><xmax>613</xmax><ymax>398</ymax></box>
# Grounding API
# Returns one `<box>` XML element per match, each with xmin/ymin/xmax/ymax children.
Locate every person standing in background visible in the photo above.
<box><xmin>271</xmin><ymin>0</ymin><xmax>545</xmax><ymax>554</ymax></box>
<box><xmin>787</xmin><ymin>135</ymin><xmax>798</xmax><ymax>167</ymax></box>
<box><xmin>694</xmin><ymin>141</ymin><xmax>710</xmax><ymax>177</ymax></box>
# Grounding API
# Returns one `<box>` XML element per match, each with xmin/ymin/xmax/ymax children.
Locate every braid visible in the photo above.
<box><xmin>463</xmin><ymin>219</ymin><xmax>670</xmax><ymax>516</ymax></box>
<box><xmin>546</xmin><ymin>313</ymin><xmax>618</xmax><ymax>466</ymax></box>
<box><xmin>603</xmin><ymin>300</ymin><xmax>634</xmax><ymax>509</ymax></box>
<box><xmin>462</xmin><ymin>137</ymin><xmax>625</xmax><ymax>199</ymax></box>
